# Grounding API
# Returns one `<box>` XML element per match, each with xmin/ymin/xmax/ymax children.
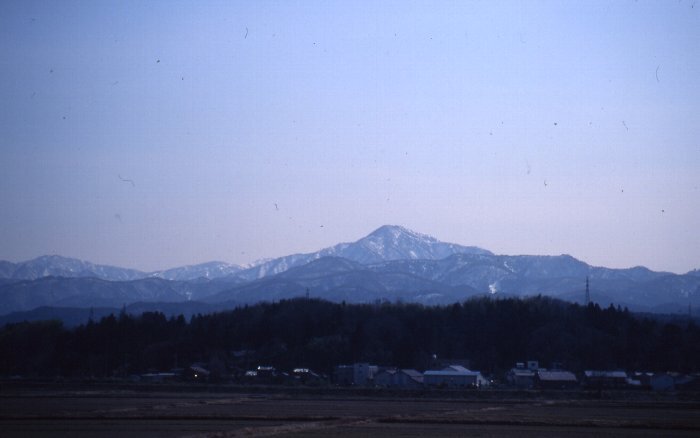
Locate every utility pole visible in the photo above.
<box><xmin>585</xmin><ymin>276</ymin><xmax>590</xmax><ymax>305</ymax></box>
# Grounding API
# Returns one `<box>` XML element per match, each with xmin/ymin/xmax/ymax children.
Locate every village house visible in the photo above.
<box><xmin>292</xmin><ymin>368</ymin><xmax>325</xmax><ymax>385</ymax></box>
<box><xmin>184</xmin><ymin>364</ymin><xmax>211</xmax><ymax>382</ymax></box>
<box><xmin>138</xmin><ymin>372</ymin><xmax>179</xmax><ymax>383</ymax></box>
<box><xmin>629</xmin><ymin>372</ymin><xmax>652</xmax><ymax>388</ymax></box>
<box><xmin>675</xmin><ymin>374</ymin><xmax>700</xmax><ymax>391</ymax></box>
<box><xmin>630</xmin><ymin>372</ymin><xmax>672</xmax><ymax>390</ymax></box>
<box><xmin>333</xmin><ymin>363</ymin><xmax>378</xmax><ymax>386</ymax></box>
<box><xmin>243</xmin><ymin>365</ymin><xmax>280</xmax><ymax>384</ymax></box>
<box><xmin>428</xmin><ymin>356</ymin><xmax>471</xmax><ymax>370</ymax></box>
<box><xmin>424</xmin><ymin>365</ymin><xmax>489</xmax><ymax>388</ymax></box>
<box><xmin>649</xmin><ymin>373</ymin><xmax>675</xmax><ymax>391</ymax></box>
<box><xmin>535</xmin><ymin>370</ymin><xmax>578</xmax><ymax>390</ymax></box>
<box><xmin>506</xmin><ymin>361</ymin><xmax>538</xmax><ymax>389</ymax></box>
<box><xmin>373</xmin><ymin>368</ymin><xmax>423</xmax><ymax>388</ymax></box>
<box><xmin>583</xmin><ymin>370</ymin><xmax>629</xmax><ymax>389</ymax></box>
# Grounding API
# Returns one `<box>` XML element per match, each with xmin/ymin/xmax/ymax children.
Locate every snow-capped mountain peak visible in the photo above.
<box><xmin>366</xmin><ymin>225</ymin><xmax>438</xmax><ymax>246</ymax></box>
<box><xmin>236</xmin><ymin>225</ymin><xmax>492</xmax><ymax>279</ymax></box>
<box><xmin>346</xmin><ymin>225</ymin><xmax>491</xmax><ymax>262</ymax></box>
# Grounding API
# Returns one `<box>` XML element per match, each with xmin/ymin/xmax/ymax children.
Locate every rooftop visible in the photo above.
<box><xmin>537</xmin><ymin>370</ymin><xmax>577</xmax><ymax>382</ymax></box>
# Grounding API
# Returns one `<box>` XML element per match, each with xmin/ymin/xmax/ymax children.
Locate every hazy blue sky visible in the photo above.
<box><xmin>1</xmin><ymin>0</ymin><xmax>698</xmax><ymax>273</ymax></box>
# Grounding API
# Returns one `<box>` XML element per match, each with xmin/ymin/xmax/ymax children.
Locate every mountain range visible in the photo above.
<box><xmin>0</xmin><ymin>255</ymin><xmax>244</xmax><ymax>282</ymax></box>
<box><xmin>1</xmin><ymin>225</ymin><xmax>698</xmax><ymax>325</ymax></box>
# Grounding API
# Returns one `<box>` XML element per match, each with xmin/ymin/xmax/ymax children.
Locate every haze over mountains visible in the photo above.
<box><xmin>1</xmin><ymin>225</ymin><xmax>698</xmax><ymax>325</ymax></box>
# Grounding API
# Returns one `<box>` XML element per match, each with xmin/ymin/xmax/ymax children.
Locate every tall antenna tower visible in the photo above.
<box><xmin>585</xmin><ymin>276</ymin><xmax>590</xmax><ymax>305</ymax></box>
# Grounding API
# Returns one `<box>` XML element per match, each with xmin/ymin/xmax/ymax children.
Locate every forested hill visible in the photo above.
<box><xmin>1</xmin><ymin>296</ymin><xmax>699</xmax><ymax>378</ymax></box>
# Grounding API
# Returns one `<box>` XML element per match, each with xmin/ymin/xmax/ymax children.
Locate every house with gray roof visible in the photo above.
<box><xmin>424</xmin><ymin>365</ymin><xmax>488</xmax><ymax>388</ymax></box>
<box><xmin>506</xmin><ymin>364</ymin><xmax>536</xmax><ymax>389</ymax></box>
<box><xmin>535</xmin><ymin>370</ymin><xmax>578</xmax><ymax>389</ymax></box>
<box><xmin>583</xmin><ymin>370</ymin><xmax>629</xmax><ymax>389</ymax></box>
<box><xmin>374</xmin><ymin>368</ymin><xmax>423</xmax><ymax>388</ymax></box>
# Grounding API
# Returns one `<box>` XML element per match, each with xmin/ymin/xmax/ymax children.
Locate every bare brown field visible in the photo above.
<box><xmin>1</xmin><ymin>387</ymin><xmax>699</xmax><ymax>437</ymax></box>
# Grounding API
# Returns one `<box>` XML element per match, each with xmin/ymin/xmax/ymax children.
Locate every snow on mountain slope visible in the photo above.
<box><xmin>150</xmin><ymin>261</ymin><xmax>243</xmax><ymax>281</ymax></box>
<box><xmin>3</xmin><ymin>255</ymin><xmax>147</xmax><ymax>281</ymax></box>
<box><xmin>320</xmin><ymin>225</ymin><xmax>491</xmax><ymax>263</ymax></box>
<box><xmin>2</xmin><ymin>225</ymin><xmax>699</xmax><ymax>314</ymax></box>
<box><xmin>237</xmin><ymin>225</ymin><xmax>492</xmax><ymax>280</ymax></box>
<box><xmin>0</xmin><ymin>256</ymin><xmax>244</xmax><ymax>282</ymax></box>
<box><xmin>205</xmin><ymin>255</ymin><xmax>479</xmax><ymax>305</ymax></box>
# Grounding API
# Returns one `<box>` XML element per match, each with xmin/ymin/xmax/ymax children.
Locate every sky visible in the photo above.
<box><xmin>1</xmin><ymin>0</ymin><xmax>699</xmax><ymax>274</ymax></box>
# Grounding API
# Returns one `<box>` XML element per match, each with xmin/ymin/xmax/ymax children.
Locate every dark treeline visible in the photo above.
<box><xmin>1</xmin><ymin>296</ymin><xmax>699</xmax><ymax>378</ymax></box>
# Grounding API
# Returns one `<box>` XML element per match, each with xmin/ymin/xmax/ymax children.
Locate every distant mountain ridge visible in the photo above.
<box><xmin>1</xmin><ymin>225</ymin><xmax>698</xmax><ymax>321</ymax></box>
<box><xmin>0</xmin><ymin>255</ymin><xmax>147</xmax><ymax>281</ymax></box>
<box><xmin>1</xmin><ymin>225</ymin><xmax>490</xmax><ymax>282</ymax></box>
<box><xmin>0</xmin><ymin>256</ymin><xmax>244</xmax><ymax>282</ymax></box>
<box><xmin>150</xmin><ymin>261</ymin><xmax>243</xmax><ymax>281</ymax></box>
<box><xmin>203</xmin><ymin>252</ymin><xmax>699</xmax><ymax>312</ymax></box>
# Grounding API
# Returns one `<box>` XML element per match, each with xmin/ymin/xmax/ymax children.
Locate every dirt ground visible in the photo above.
<box><xmin>1</xmin><ymin>387</ymin><xmax>699</xmax><ymax>437</ymax></box>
